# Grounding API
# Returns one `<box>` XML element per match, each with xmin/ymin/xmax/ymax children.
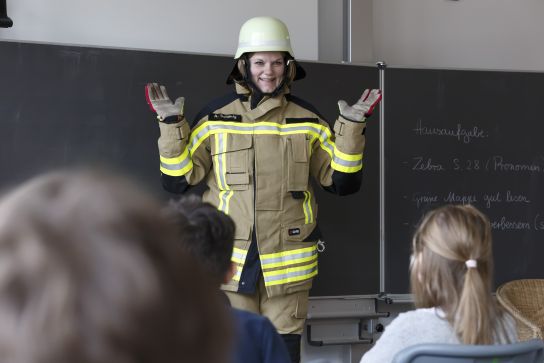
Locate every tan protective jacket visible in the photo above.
<box><xmin>157</xmin><ymin>84</ymin><xmax>366</xmax><ymax>297</ymax></box>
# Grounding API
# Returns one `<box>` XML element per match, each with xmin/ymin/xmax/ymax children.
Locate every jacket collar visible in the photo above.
<box><xmin>235</xmin><ymin>83</ymin><xmax>289</xmax><ymax>121</ymax></box>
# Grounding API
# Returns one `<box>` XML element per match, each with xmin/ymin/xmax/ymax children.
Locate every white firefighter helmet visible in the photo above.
<box><xmin>234</xmin><ymin>16</ymin><xmax>294</xmax><ymax>59</ymax></box>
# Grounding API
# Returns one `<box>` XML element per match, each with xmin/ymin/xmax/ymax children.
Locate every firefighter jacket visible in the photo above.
<box><xmin>157</xmin><ymin>83</ymin><xmax>367</xmax><ymax>298</ymax></box>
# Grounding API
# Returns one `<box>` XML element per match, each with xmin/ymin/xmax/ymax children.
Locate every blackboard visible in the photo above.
<box><xmin>385</xmin><ymin>67</ymin><xmax>544</xmax><ymax>294</ymax></box>
<box><xmin>0</xmin><ymin>41</ymin><xmax>380</xmax><ymax>296</ymax></box>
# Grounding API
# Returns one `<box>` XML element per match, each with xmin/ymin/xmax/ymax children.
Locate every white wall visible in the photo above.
<box><xmin>0</xmin><ymin>0</ymin><xmax>319</xmax><ymax>60</ymax></box>
<box><xmin>350</xmin><ymin>0</ymin><xmax>373</xmax><ymax>65</ymax></box>
<box><xmin>4</xmin><ymin>0</ymin><xmax>544</xmax><ymax>70</ymax></box>
<box><xmin>318</xmin><ymin>0</ymin><xmax>343</xmax><ymax>63</ymax></box>
<box><xmin>369</xmin><ymin>0</ymin><xmax>544</xmax><ymax>71</ymax></box>
<box><xmin>317</xmin><ymin>0</ymin><xmax>374</xmax><ymax>65</ymax></box>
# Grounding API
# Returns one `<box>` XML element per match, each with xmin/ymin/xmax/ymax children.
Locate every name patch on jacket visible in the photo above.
<box><xmin>208</xmin><ymin>113</ymin><xmax>242</xmax><ymax>121</ymax></box>
<box><xmin>288</xmin><ymin>228</ymin><xmax>301</xmax><ymax>236</ymax></box>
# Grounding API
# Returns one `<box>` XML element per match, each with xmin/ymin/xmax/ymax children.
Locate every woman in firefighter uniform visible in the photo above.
<box><xmin>145</xmin><ymin>16</ymin><xmax>381</xmax><ymax>362</ymax></box>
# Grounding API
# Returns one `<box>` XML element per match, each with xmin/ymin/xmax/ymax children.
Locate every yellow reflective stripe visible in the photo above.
<box><xmin>160</xmin><ymin>147</ymin><xmax>189</xmax><ymax>164</ymax></box>
<box><xmin>217</xmin><ymin>190</ymin><xmax>234</xmax><ymax>214</ymax></box>
<box><xmin>231</xmin><ymin>247</ymin><xmax>247</xmax><ymax>264</ymax></box>
<box><xmin>260</xmin><ymin>245</ymin><xmax>317</xmax><ymax>269</ymax></box>
<box><xmin>263</xmin><ymin>261</ymin><xmax>317</xmax><ymax>277</ymax></box>
<box><xmin>218</xmin><ymin>191</ymin><xmax>234</xmax><ymax>214</ymax></box>
<box><xmin>260</xmin><ymin>245</ymin><xmax>316</xmax><ymax>260</ymax></box>
<box><xmin>303</xmin><ymin>191</ymin><xmax>314</xmax><ymax>224</ymax></box>
<box><xmin>214</xmin><ymin>133</ymin><xmax>234</xmax><ymax>214</ymax></box>
<box><xmin>226</xmin><ymin>191</ymin><xmax>234</xmax><ymax>213</ymax></box>
<box><xmin>232</xmin><ymin>262</ymin><xmax>243</xmax><ymax>281</ymax></box>
<box><xmin>261</xmin><ymin>253</ymin><xmax>317</xmax><ymax>269</ymax></box>
<box><xmin>331</xmin><ymin>160</ymin><xmax>363</xmax><ymax>173</ymax></box>
<box><xmin>334</xmin><ymin>145</ymin><xmax>363</xmax><ymax>162</ymax></box>
<box><xmin>213</xmin><ymin>133</ymin><xmax>229</xmax><ymax>191</ymax></box>
<box><xmin>213</xmin><ymin>134</ymin><xmax>222</xmax><ymax>188</ymax></box>
<box><xmin>231</xmin><ymin>247</ymin><xmax>247</xmax><ymax>282</ymax></box>
<box><xmin>263</xmin><ymin>261</ymin><xmax>318</xmax><ymax>286</ymax></box>
<box><xmin>159</xmin><ymin>148</ymin><xmax>193</xmax><ymax>176</ymax></box>
<box><xmin>187</xmin><ymin>121</ymin><xmax>362</xmax><ymax>173</ymax></box>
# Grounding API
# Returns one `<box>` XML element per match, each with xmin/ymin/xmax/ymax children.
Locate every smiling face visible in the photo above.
<box><xmin>248</xmin><ymin>52</ymin><xmax>286</xmax><ymax>93</ymax></box>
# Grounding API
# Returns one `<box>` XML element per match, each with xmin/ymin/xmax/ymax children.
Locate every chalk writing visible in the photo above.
<box><xmin>506</xmin><ymin>190</ymin><xmax>531</xmax><ymax>204</ymax></box>
<box><xmin>491</xmin><ymin>217</ymin><xmax>531</xmax><ymax>231</ymax></box>
<box><xmin>412</xmin><ymin>157</ymin><xmax>445</xmax><ymax>171</ymax></box>
<box><xmin>412</xmin><ymin>119</ymin><xmax>487</xmax><ymax>144</ymax></box>
<box><xmin>406</xmin><ymin>157</ymin><xmax>543</xmax><ymax>173</ymax></box>
<box><xmin>491</xmin><ymin>155</ymin><xmax>541</xmax><ymax>172</ymax></box>
<box><xmin>412</xmin><ymin>193</ymin><xmax>439</xmax><ymax>208</ymax></box>
<box><xmin>443</xmin><ymin>192</ymin><xmax>477</xmax><ymax>204</ymax></box>
<box><xmin>452</xmin><ymin>158</ymin><xmax>483</xmax><ymax>171</ymax></box>
<box><xmin>412</xmin><ymin>191</ymin><xmax>532</xmax><ymax>210</ymax></box>
<box><xmin>534</xmin><ymin>214</ymin><xmax>544</xmax><ymax>230</ymax></box>
<box><xmin>483</xmin><ymin>192</ymin><xmax>502</xmax><ymax>209</ymax></box>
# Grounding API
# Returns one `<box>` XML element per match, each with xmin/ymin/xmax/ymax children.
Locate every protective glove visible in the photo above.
<box><xmin>145</xmin><ymin>83</ymin><xmax>184</xmax><ymax>123</ymax></box>
<box><xmin>337</xmin><ymin>89</ymin><xmax>382</xmax><ymax>122</ymax></box>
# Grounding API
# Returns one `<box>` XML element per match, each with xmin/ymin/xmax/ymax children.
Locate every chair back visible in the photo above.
<box><xmin>392</xmin><ymin>339</ymin><xmax>544</xmax><ymax>363</ymax></box>
<box><xmin>496</xmin><ymin>279</ymin><xmax>544</xmax><ymax>341</ymax></box>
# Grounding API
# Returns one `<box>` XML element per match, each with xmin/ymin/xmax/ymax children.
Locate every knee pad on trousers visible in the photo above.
<box><xmin>281</xmin><ymin>334</ymin><xmax>301</xmax><ymax>363</ymax></box>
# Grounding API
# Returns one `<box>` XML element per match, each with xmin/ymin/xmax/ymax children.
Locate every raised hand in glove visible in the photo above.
<box><xmin>145</xmin><ymin>83</ymin><xmax>184</xmax><ymax>123</ymax></box>
<box><xmin>337</xmin><ymin>89</ymin><xmax>382</xmax><ymax>122</ymax></box>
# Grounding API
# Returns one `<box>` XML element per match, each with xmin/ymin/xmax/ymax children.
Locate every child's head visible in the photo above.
<box><xmin>0</xmin><ymin>169</ymin><xmax>231</xmax><ymax>363</ymax></box>
<box><xmin>410</xmin><ymin>204</ymin><xmax>498</xmax><ymax>344</ymax></box>
<box><xmin>410</xmin><ymin>203</ymin><xmax>493</xmax><ymax>309</ymax></box>
<box><xmin>166</xmin><ymin>194</ymin><xmax>236</xmax><ymax>286</ymax></box>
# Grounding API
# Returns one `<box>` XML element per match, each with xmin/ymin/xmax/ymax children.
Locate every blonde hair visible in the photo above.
<box><xmin>0</xmin><ymin>169</ymin><xmax>231</xmax><ymax>363</ymax></box>
<box><xmin>410</xmin><ymin>204</ymin><xmax>507</xmax><ymax>344</ymax></box>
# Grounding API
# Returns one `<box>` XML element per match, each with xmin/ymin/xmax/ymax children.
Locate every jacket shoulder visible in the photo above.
<box><xmin>192</xmin><ymin>92</ymin><xmax>244</xmax><ymax>126</ymax></box>
<box><xmin>285</xmin><ymin>94</ymin><xmax>327</xmax><ymax>121</ymax></box>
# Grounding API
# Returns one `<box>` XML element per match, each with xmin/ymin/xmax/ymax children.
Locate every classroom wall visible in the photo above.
<box><xmin>317</xmin><ymin>0</ymin><xmax>343</xmax><ymax>63</ymax></box>
<box><xmin>4</xmin><ymin>0</ymin><xmax>544</xmax><ymax>71</ymax></box>
<box><xmin>0</xmin><ymin>0</ymin><xmax>319</xmax><ymax>60</ymax></box>
<box><xmin>350</xmin><ymin>0</ymin><xmax>374</xmax><ymax>65</ymax></box>
<box><xmin>317</xmin><ymin>0</ymin><xmax>374</xmax><ymax>64</ymax></box>
<box><xmin>370</xmin><ymin>0</ymin><xmax>544</xmax><ymax>71</ymax></box>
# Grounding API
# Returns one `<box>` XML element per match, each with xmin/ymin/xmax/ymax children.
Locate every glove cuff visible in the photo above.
<box><xmin>339</xmin><ymin>114</ymin><xmax>366</xmax><ymax>124</ymax></box>
<box><xmin>159</xmin><ymin>115</ymin><xmax>184</xmax><ymax>124</ymax></box>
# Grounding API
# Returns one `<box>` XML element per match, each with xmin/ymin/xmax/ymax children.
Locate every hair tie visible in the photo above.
<box><xmin>465</xmin><ymin>259</ymin><xmax>477</xmax><ymax>269</ymax></box>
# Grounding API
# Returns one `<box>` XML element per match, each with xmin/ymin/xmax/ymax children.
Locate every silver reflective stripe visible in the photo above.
<box><xmin>332</xmin><ymin>156</ymin><xmax>361</xmax><ymax>168</ymax></box>
<box><xmin>217</xmin><ymin>133</ymin><xmax>227</xmax><ymax>189</ymax></box>
<box><xmin>232</xmin><ymin>250</ymin><xmax>247</xmax><ymax>261</ymax></box>
<box><xmin>261</xmin><ymin>249</ymin><xmax>317</xmax><ymax>266</ymax></box>
<box><xmin>189</xmin><ymin>121</ymin><xmax>360</xmax><ymax>167</ymax></box>
<box><xmin>264</xmin><ymin>264</ymin><xmax>318</xmax><ymax>283</ymax></box>
<box><xmin>160</xmin><ymin>157</ymin><xmax>191</xmax><ymax>171</ymax></box>
<box><xmin>218</xmin><ymin>190</ymin><xmax>233</xmax><ymax>214</ymax></box>
<box><xmin>303</xmin><ymin>191</ymin><xmax>312</xmax><ymax>224</ymax></box>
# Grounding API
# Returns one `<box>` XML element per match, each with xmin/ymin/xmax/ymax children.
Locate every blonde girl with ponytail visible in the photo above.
<box><xmin>360</xmin><ymin>204</ymin><xmax>517</xmax><ymax>363</ymax></box>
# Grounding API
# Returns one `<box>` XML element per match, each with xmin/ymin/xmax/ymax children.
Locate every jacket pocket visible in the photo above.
<box><xmin>287</xmin><ymin>134</ymin><xmax>310</xmax><ymax>192</ymax></box>
<box><xmin>211</xmin><ymin>134</ymin><xmax>252</xmax><ymax>190</ymax></box>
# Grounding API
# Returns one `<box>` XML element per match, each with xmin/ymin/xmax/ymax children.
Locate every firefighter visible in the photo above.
<box><xmin>145</xmin><ymin>16</ymin><xmax>381</xmax><ymax>363</ymax></box>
